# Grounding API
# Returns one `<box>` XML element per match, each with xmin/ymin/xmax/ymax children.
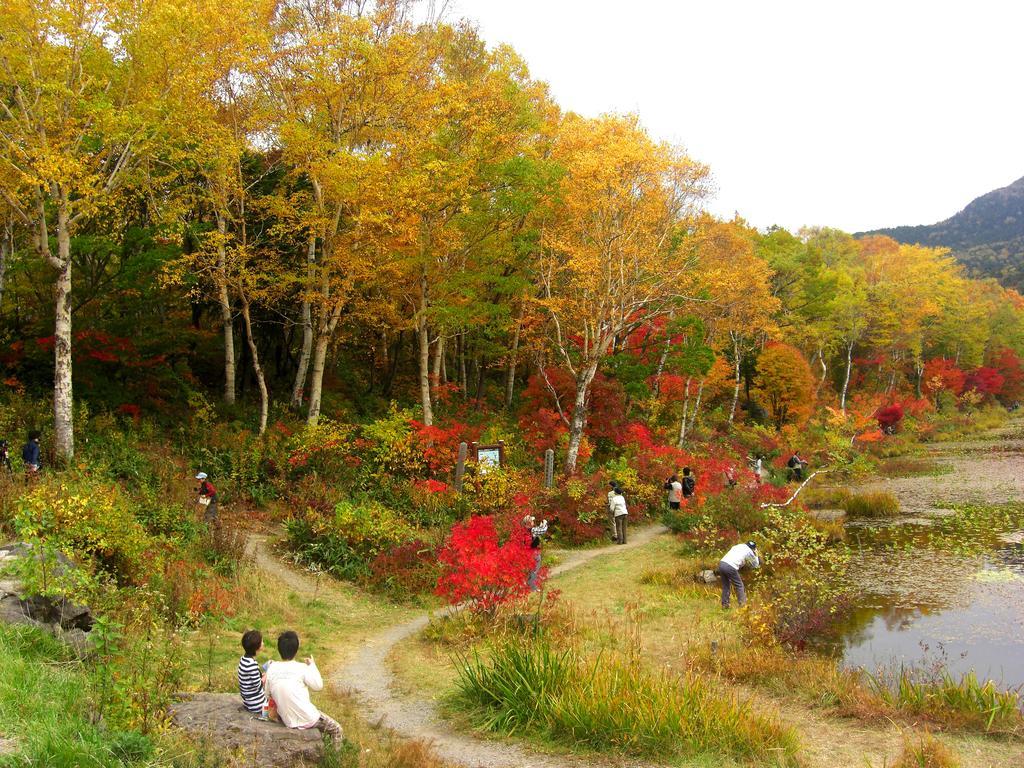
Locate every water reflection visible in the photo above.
<box><xmin>835</xmin><ymin>522</ymin><xmax>1024</xmax><ymax>689</ymax></box>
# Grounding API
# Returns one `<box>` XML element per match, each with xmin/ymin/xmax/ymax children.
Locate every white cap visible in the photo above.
<box><xmin>195</xmin><ymin>472</ymin><xmax>208</xmax><ymax>480</ymax></box>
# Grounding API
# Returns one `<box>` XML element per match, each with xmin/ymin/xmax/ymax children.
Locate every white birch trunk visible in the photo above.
<box><xmin>53</xmin><ymin>204</ymin><xmax>74</xmax><ymax>462</ymax></box>
<box><xmin>677</xmin><ymin>377</ymin><xmax>692</xmax><ymax>447</ymax></box>
<box><xmin>728</xmin><ymin>334</ymin><xmax>742</xmax><ymax>425</ymax></box>
<box><xmin>240</xmin><ymin>297</ymin><xmax>269</xmax><ymax>435</ymax></box>
<box><xmin>216</xmin><ymin>215</ymin><xmax>236</xmax><ymax>406</ymax></box>
<box><xmin>290</xmin><ymin>236</ymin><xmax>315</xmax><ymax>409</ymax></box>
<box><xmin>564</xmin><ymin>361</ymin><xmax>599</xmax><ymax>475</ymax></box>
<box><xmin>840</xmin><ymin>340</ymin><xmax>854</xmax><ymax>414</ymax></box>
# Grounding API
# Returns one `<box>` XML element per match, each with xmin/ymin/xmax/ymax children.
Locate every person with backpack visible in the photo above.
<box><xmin>195</xmin><ymin>471</ymin><xmax>219</xmax><ymax>525</ymax></box>
<box><xmin>681</xmin><ymin>467</ymin><xmax>696</xmax><ymax>501</ymax></box>
<box><xmin>663</xmin><ymin>474</ymin><xmax>682</xmax><ymax>510</ymax></box>
<box><xmin>786</xmin><ymin>452</ymin><xmax>806</xmax><ymax>482</ymax></box>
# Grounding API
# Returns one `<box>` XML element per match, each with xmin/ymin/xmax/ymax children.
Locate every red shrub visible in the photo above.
<box><xmin>963</xmin><ymin>367</ymin><xmax>1004</xmax><ymax>400</ymax></box>
<box><xmin>991</xmin><ymin>348</ymin><xmax>1024</xmax><ymax>402</ymax></box>
<box><xmin>923</xmin><ymin>358</ymin><xmax>965</xmax><ymax>399</ymax></box>
<box><xmin>368</xmin><ymin>540</ymin><xmax>439</xmax><ymax>598</ymax></box>
<box><xmin>874</xmin><ymin>403</ymin><xmax>904</xmax><ymax>431</ymax></box>
<box><xmin>435</xmin><ymin>515</ymin><xmax>539</xmax><ymax>613</ymax></box>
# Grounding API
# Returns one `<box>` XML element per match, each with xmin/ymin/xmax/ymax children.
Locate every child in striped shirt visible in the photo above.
<box><xmin>238</xmin><ymin>629</ymin><xmax>268</xmax><ymax>714</ymax></box>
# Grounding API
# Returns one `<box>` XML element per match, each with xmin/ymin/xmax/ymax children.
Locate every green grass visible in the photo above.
<box><xmin>866</xmin><ymin>669</ymin><xmax>1023</xmax><ymax>736</ymax></box>
<box><xmin>843</xmin><ymin>491</ymin><xmax>900</xmax><ymax>518</ymax></box>
<box><xmin>451</xmin><ymin>638</ymin><xmax>800</xmax><ymax>765</ymax></box>
<box><xmin>0</xmin><ymin>624</ymin><xmax>158</xmax><ymax>768</ymax></box>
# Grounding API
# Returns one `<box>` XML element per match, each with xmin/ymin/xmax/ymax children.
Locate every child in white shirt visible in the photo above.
<box><xmin>264</xmin><ymin>631</ymin><xmax>342</xmax><ymax>743</ymax></box>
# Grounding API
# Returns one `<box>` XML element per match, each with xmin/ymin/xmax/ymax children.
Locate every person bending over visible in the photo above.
<box><xmin>718</xmin><ymin>540</ymin><xmax>760</xmax><ymax>608</ymax></box>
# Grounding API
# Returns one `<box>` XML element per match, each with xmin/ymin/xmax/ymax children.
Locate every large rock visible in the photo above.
<box><xmin>695</xmin><ymin>569</ymin><xmax>720</xmax><ymax>584</ymax></box>
<box><xmin>170</xmin><ymin>693</ymin><xmax>324</xmax><ymax>768</ymax></box>
<box><xmin>0</xmin><ymin>543</ymin><xmax>95</xmax><ymax>655</ymax></box>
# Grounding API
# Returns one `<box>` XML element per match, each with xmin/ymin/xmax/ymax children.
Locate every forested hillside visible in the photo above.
<box><xmin>864</xmin><ymin>175</ymin><xmax>1024</xmax><ymax>289</ymax></box>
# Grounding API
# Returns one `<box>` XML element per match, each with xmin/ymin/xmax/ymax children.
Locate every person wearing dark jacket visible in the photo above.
<box><xmin>21</xmin><ymin>431</ymin><xmax>41</xmax><ymax>481</ymax></box>
<box><xmin>681</xmin><ymin>467</ymin><xmax>696</xmax><ymax>500</ymax></box>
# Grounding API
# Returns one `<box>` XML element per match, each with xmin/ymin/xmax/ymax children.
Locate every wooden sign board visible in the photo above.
<box><xmin>472</xmin><ymin>441</ymin><xmax>505</xmax><ymax>473</ymax></box>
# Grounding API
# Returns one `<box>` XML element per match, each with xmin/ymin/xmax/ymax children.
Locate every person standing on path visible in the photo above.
<box><xmin>195</xmin><ymin>471</ymin><xmax>219</xmax><ymax>526</ymax></box>
<box><xmin>718</xmin><ymin>540</ymin><xmax>759</xmax><ymax>608</ymax></box>
<box><xmin>522</xmin><ymin>514</ymin><xmax>548</xmax><ymax>591</ymax></box>
<box><xmin>681</xmin><ymin>467</ymin><xmax>696</xmax><ymax>502</ymax></box>
<box><xmin>664</xmin><ymin>474</ymin><xmax>682</xmax><ymax>510</ymax></box>
<box><xmin>610</xmin><ymin>487</ymin><xmax>629</xmax><ymax>545</ymax></box>
<box><xmin>607</xmin><ymin>480</ymin><xmax>620</xmax><ymax>541</ymax></box>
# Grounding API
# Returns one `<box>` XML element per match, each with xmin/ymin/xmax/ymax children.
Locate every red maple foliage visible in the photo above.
<box><xmin>923</xmin><ymin>358</ymin><xmax>965</xmax><ymax>398</ymax></box>
<box><xmin>963</xmin><ymin>367</ymin><xmax>1005</xmax><ymax>400</ymax></box>
<box><xmin>435</xmin><ymin>515</ymin><xmax>540</xmax><ymax>613</ymax></box>
<box><xmin>990</xmin><ymin>348</ymin><xmax>1024</xmax><ymax>402</ymax></box>
<box><xmin>874</xmin><ymin>403</ymin><xmax>904</xmax><ymax>431</ymax></box>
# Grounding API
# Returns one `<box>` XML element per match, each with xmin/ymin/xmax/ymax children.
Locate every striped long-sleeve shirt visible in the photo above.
<box><xmin>238</xmin><ymin>655</ymin><xmax>266</xmax><ymax>713</ymax></box>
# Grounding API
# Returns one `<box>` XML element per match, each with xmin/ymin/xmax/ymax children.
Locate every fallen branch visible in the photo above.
<box><xmin>759</xmin><ymin>469</ymin><xmax>831</xmax><ymax>508</ymax></box>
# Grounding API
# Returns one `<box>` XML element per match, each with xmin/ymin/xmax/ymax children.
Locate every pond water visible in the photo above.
<box><xmin>835</xmin><ymin>522</ymin><xmax>1024</xmax><ymax>689</ymax></box>
<box><xmin>826</xmin><ymin>427</ymin><xmax>1024</xmax><ymax>692</ymax></box>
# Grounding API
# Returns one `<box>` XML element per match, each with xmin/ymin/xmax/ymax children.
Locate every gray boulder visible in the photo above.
<box><xmin>695</xmin><ymin>569</ymin><xmax>720</xmax><ymax>584</ymax></box>
<box><xmin>0</xmin><ymin>543</ymin><xmax>95</xmax><ymax>655</ymax></box>
<box><xmin>170</xmin><ymin>693</ymin><xmax>324</xmax><ymax>768</ymax></box>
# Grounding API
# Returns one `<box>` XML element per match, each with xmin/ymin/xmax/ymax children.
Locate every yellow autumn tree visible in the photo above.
<box><xmin>536</xmin><ymin>113</ymin><xmax>710</xmax><ymax>473</ymax></box>
<box><xmin>752</xmin><ymin>342</ymin><xmax>815</xmax><ymax>429</ymax></box>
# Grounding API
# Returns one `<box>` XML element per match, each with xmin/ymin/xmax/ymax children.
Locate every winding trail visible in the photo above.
<box><xmin>329</xmin><ymin>525</ymin><xmax>669</xmax><ymax>768</ymax></box>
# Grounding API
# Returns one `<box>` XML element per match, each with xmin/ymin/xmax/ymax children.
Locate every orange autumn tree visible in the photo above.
<box><xmin>535</xmin><ymin>113</ymin><xmax>710</xmax><ymax>474</ymax></box>
<box><xmin>752</xmin><ymin>342</ymin><xmax>815</xmax><ymax>429</ymax></box>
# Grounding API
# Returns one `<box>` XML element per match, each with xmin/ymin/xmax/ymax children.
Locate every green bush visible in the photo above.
<box><xmin>844</xmin><ymin>491</ymin><xmax>900</xmax><ymax>518</ymax></box>
<box><xmin>697</xmin><ymin>487</ymin><xmax>770</xmax><ymax>532</ymax></box>
<box><xmin>452</xmin><ymin>638</ymin><xmax>799</xmax><ymax>764</ymax></box>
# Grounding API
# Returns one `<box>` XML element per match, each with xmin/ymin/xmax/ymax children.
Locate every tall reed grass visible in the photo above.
<box><xmin>452</xmin><ymin>638</ymin><xmax>800</xmax><ymax>765</ymax></box>
<box><xmin>866</xmin><ymin>668</ymin><xmax>1023</xmax><ymax>736</ymax></box>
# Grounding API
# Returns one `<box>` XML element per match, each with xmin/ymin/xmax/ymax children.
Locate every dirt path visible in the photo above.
<box><xmin>329</xmin><ymin>525</ymin><xmax>669</xmax><ymax>768</ymax></box>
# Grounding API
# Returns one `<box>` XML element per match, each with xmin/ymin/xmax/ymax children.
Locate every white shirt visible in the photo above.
<box><xmin>610</xmin><ymin>494</ymin><xmax>628</xmax><ymax>517</ymax></box>
<box><xmin>607</xmin><ymin>490</ymin><xmax>617</xmax><ymax>510</ymax></box>
<box><xmin>265</xmin><ymin>659</ymin><xmax>324</xmax><ymax>728</ymax></box>
<box><xmin>667</xmin><ymin>481</ymin><xmax>682</xmax><ymax>503</ymax></box>
<box><xmin>721</xmin><ymin>543</ymin><xmax>759</xmax><ymax>570</ymax></box>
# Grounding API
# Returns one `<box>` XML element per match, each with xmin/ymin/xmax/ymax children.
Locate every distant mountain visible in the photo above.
<box><xmin>860</xmin><ymin>175</ymin><xmax>1024</xmax><ymax>290</ymax></box>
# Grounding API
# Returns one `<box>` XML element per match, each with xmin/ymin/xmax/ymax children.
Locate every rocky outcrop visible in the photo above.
<box><xmin>170</xmin><ymin>693</ymin><xmax>324</xmax><ymax>768</ymax></box>
<box><xmin>0</xmin><ymin>542</ymin><xmax>94</xmax><ymax>655</ymax></box>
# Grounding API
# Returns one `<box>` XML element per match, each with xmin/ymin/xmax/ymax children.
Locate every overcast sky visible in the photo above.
<box><xmin>448</xmin><ymin>0</ymin><xmax>1024</xmax><ymax>233</ymax></box>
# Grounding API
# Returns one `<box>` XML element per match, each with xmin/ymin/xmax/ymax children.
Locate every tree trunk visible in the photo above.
<box><xmin>382</xmin><ymin>330</ymin><xmax>402</xmax><ymax>397</ymax></box>
<box><xmin>307</xmin><ymin>304</ymin><xmax>342</xmax><ymax>425</ymax></box>
<box><xmin>239</xmin><ymin>297</ymin><xmax>269</xmax><ymax>435</ymax></box>
<box><xmin>677</xmin><ymin>377</ymin><xmax>692</xmax><ymax>447</ymax></box>
<box><xmin>290</xmin><ymin>236</ymin><xmax>316</xmax><ymax>409</ymax></box>
<box><xmin>216</xmin><ymin>214</ymin><xmax>236</xmax><ymax>406</ymax></box>
<box><xmin>430</xmin><ymin>334</ymin><xmax>444</xmax><ymax>399</ymax></box>
<box><xmin>688</xmin><ymin>377</ymin><xmax>705</xmax><ymax>434</ymax></box>
<box><xmin>915</xmin><ymin>362</ymin><xmax>924</xmax><ymax>399</ymax></box>
<box><xmin>814</xmin><ymin>346</ymin><xmax>827</xmax><ymax>400</ymax></box>
<box><xmin>0</xmin><ymin>218</ymin><xmax>10</xmax><ymax>313</ymax></box>
<box><xmin>728</xmin><ymin>334</ymin><xmax>742</xmax><ymax>425</ymax></box>
<box><xmin>653</xmin><ymin>319</ymin><xmax>674</xmax><ymax>396</ymax></box>
<box><xmin>840</xmin><ymin>340</ymin><xmax>854</xmax><ymax>414</ymax></box>
<box><xmin>417</xmin><ymin>282</ymin><xmax>434</xmax><ymax>425</ymax></box>
<box><xmin>564</xmin><ymin>361</ymin><xmax>599</xmax><ymax>475</ymax></box>
<box><xmin>458</xmin><ymin>332</ymin><xmax>467</xmax><ymax>398</ymax></box>
<box><xmin>474</xmin><ymin>354</ymin><xmax>485</xmax><ymax>402</ymax></box>
<box><xmin>53</xmin><ymin>205</ymin><xmax>74</xmax><ymax>463</ymax></box>
<box><xmin>504</xmin><ymin>318</ymin><xmax>521</xmax><ymax>409</ymax></box>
